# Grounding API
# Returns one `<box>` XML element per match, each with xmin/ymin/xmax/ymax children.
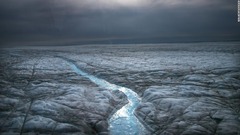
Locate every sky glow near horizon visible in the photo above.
<box><xmin>67</xmin><ymin>0</ymin><xmax>228</xmax><ymax>9</ymax></box>
<box><xmin>0</xmin><ymin>0</ymin><xmax>239</xmax><ymax>46</ymax></box>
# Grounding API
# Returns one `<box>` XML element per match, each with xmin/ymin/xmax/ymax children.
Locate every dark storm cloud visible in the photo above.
<box><xmin>0</xmin><ymin>0</ymin><xmax>239</xmax><ymax>46</ymax></box>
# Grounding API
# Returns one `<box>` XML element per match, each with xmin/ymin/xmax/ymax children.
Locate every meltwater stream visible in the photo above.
<box><xmin>68</xmin><ymin>62</ymin><xmax>146</xmax><ymax>135</ymax></box>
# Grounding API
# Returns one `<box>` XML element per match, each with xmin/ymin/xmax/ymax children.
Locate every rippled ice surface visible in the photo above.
<box><xmin>69</xmin><ymin>62</ymin><xmax>146</xmax><ymax>135</ymax></box>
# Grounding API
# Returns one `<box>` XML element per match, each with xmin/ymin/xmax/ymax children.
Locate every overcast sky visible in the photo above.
<box><xmin>0</xmin><ymin>0</ymin><xmax>240</xmax><ymax>46</ymax></box>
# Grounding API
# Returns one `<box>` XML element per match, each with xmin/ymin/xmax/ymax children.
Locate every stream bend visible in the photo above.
<box><xmin>67</xmin><ymin>61</ymin><xmax>146</xmax><ymax>135</ymax></box>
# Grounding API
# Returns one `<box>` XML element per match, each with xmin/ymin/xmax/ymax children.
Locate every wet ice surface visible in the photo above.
<box><xmin>68</xmin><ymin>61</ymin><xmax>146</xmax><ymax>135</ymax></box>
<box><xmin>0</xmin><ymin>42</ymin><xmax>240</xmax><ymax>134</ymax></box>
<box><xmin>109</xmin><ymin>87</ymin><xmax>146</xmax><ymax>135</ymax></box>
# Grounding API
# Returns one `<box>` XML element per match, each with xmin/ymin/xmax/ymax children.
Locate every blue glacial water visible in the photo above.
<box><xmin>68</xmin><ymin>62</ymin><xmax>146</xmax><ymax>135</ymax></box>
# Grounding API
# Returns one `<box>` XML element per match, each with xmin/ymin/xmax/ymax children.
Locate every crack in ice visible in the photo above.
<box><xmin>67</xmin><ymin>61</ymin><xmax>146</xmax><ymax>135</ymax></box>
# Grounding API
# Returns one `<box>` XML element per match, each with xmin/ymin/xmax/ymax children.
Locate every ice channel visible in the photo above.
<box><xmin>68</xmin><ymin>61</ymin><xmax>146</xmax><ymax>135</ymax></box>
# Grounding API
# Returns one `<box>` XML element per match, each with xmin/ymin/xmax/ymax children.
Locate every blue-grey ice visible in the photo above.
<box><xmin>68</xmin><ymin>62</ymin><xmax>146</xmax><ymax>135</ymax></box>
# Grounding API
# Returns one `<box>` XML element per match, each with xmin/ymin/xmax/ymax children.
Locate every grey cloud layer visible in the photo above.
<box><xmin>0</xmin><ymin>0</ymin><xmax>239</xmax><ymax>46</ymax></box>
